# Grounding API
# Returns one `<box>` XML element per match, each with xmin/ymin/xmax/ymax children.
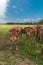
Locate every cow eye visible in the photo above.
<box><xmin>17</xmin><ymin>31</ymin><xmax>19</xmax><ymax>32</ymax></box>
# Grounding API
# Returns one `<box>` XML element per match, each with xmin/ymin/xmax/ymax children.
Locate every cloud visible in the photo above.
<box><xmin>0</xmin><ymin>0</ymin><xmax>10</xmax><ymax>23</ymax></box>
<box><xmin>36</xmin><ymin>18</ymin><xmax>41</xmax><ymax>20</ymax></box>
<box><xmin>15</xmin><ymin>18</ymin><xmax>41</xmax><ymax>23</ymax></box>
<box><xmin>31</xmin><ymin>18</ymin><xmax>41</xmax><ymax>22</ymax></box>
<box><xmin>12</xmin><ymin>5</ymin><xmax>17</xmax><ymax>9</ymax></box>
<box><xmin>15</xmin><ymin>18</ymin><xmax>31</xmax><ymax>23</ymax></box>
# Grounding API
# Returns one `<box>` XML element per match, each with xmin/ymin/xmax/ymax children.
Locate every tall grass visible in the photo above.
<box><xmin>18</xmin><ymin>35</ymin><xmax>43</xmax><ymax>65</ymax></box>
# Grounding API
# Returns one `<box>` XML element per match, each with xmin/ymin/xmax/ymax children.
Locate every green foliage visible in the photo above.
<box><xmin>38</xmin><ymin>20</ymin><xmax>43</xmax><ymax>24</ymax></box>
<box><xmin>18</xmin><ymin>36</ymin><xmax>43</xmax><ymax>65</ymax></box>
<box><xmin>5</xmin><ymin>19</ymin><xmax>43</xmax><ymax>25</ymax></box>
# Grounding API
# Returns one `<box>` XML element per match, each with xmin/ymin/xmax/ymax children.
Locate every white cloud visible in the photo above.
<box><xmin>12</xmin><ymin>5</ymin><xmax>17</xmax><ymax>9</ymax></box>
<box><xmin>32</xmin><ymin>19</ymin><xmax>34</xmax><ymax>21</ymax></box>
<box><xmin>31</xmin><ymin>18</ymin><xmax>41</xmax><ymax>22</ymax></box>
<box><xmin>36</xmin><ymin>18</ymin><xmax>41</xmax><ymax>20</ymax></box>
<box><xmin>0</xmin><ymin>0</ymin><xmax>10</xmax><ymax>23</ymax></box>
<box><xmin>15</xmin><ymin>18</ymin><xmax>31</xmax><ymax>23</ymax></box>
<box><xmin>15</xmin><ymin>18</ymin><xmax>41</xmax><ymax>23</ymax></box>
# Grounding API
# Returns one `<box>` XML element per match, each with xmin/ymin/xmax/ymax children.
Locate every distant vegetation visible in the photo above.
<box><xmin>6</xmin><ymin>20</ymin><xmax>43</xmax><ymax>25</ymax></box>
<box><xmin>37</xmin><ymin>20</ymin><xmax>43</xmax><ymax>24</ymax></box>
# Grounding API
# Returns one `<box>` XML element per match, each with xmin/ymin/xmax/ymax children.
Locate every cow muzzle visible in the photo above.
<box><xmin>10</xmin><ymin>37</ymin><xmax>17</xmax><ymax>41</ymax></box>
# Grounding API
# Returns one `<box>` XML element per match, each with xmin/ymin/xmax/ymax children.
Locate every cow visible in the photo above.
<box><xmin>31</xmin><ymin>25</ymin><xmax>43</xmax><ymax>40</ymax></box>
<box><xmin>9</xmin><ymin>26</ymin><xmax>24</xmax><ymax>52</ymax></box>
<box><xmin>39</xmin><ymin>28</ymin><xmax>43</xmax><ymax>41</ymax></box>
<box><xmin>9</xmin><ymin>26</ymin><xmax>23</xmax><ymax>41</ymax></box>
<box><xmin>23</xmin><ymin>26</ymin><xmax>36</xmax><ymax>38</ymax></box>
<box><xmin>31</xmin><ymin>25</ymin><xmax>37</xmax><ymax>36</ymax></box>
<box><xmin>36</xmin><ymin>25</ymin><xmax>43</xmax><ymax>40</ymax></box>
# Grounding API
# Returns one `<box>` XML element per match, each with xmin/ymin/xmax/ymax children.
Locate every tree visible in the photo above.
<box><xmin>38</xmin><ymin>20</ymin><xmax>43</xmax><ymax>24</ymax></box>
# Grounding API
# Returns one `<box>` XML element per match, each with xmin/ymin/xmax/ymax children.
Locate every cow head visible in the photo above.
<box><xmin>9</xmin><ymin>26</ymin><xmax>23</xmax><ymax>41</ymax></box>
<box><xmin>23</xmin><ymin>27</ymin><xmax>35</xmax><ymax>38</ymax></box>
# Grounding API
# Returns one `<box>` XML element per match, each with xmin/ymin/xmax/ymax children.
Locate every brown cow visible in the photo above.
<box><xmin>31</xmin><ymin>25</ymin><xmax>43</xmax><ymax>40</ymax></box>
<box><xmin>23</xmin><ymin>26</ymin><xmax>36</xmax><ymax>38</ymax></box>
<box><xmin>9</xmin><ymin>26</ymin><xmax>23</xmax><ymax>41</ymax></box>
<box><xmin>31</xmin><ymin>25</ymin><xmax>37</xmax><ymax>36</ymax></box>
<box><xmin>39</xmin><ymin>28</ymin><xmax>43</xmax><ymax>41</ymax></box>
<box><xmin>36</xmin><ymin>25</ymin><xmax>43</xmax><ymax>40</ymax></box>
<box><xmin>9</xmin><ymin>26</ymin><xmax>24</xmax><ymax>52</ymax></box>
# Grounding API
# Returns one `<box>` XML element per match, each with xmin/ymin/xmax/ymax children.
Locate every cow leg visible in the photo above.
<box><xmin>15</xmin><ymin>41</ymin><xmax>19</xmax><ymax>53</ymax></box>
<box><xmin>39</xmin><ymin>30</ymin><xmax>43</xmax><ymax>42</ymax></box>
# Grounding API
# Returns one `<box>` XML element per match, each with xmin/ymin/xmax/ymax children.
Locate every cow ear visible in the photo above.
<box><xmin>9</xmin><ymin>28</ymin><xmax>16</xmax><ymax>32</ymax></box>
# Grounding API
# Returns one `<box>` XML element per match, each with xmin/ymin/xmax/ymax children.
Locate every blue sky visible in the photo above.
<box><xmin>0</xmin><ymin>0</ymin><xmax>43</xmax><ymax>23</ymax></box>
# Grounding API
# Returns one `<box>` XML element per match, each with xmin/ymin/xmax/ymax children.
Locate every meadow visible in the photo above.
<box><xmin>0</xmin><ymin>24</ymin><xmax>43</xmax><ymax>65</ymax></box>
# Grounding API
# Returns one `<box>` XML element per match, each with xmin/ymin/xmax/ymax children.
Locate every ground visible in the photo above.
<box><xmin>0</xmin><ymin>51</ymin><xmax>36</xmax><ymax>65</ymax></box>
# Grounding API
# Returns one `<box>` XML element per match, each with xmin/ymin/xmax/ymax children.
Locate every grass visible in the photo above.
<box><xmin>0</xmin><ymin>25</ymin><xmax>43</xmax><ymax>65</ymax></box>
<box><xmin>18</xmin><ymin>36</ymin><xmax>43</xmax><ymax>65</ymax></box>
<box><xmin>0</xmin><ymin>51</ymin><xmax>18</xmax><ymax>65</ymax></box>
<box><xmin>0</xmin><ymin>24</ymin><xmax>36</xmax><ymax>28</ymax></box>
<box><xmin>0</xmin><ymin>24</ymin><xmax>36</xmax><ymax>34</ymax></box>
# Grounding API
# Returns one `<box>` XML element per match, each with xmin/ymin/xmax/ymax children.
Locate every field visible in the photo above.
<box><xmin>0</xmin><ymin>24</ymin><xmax>43</xmax><ymax>65</ymax></box>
